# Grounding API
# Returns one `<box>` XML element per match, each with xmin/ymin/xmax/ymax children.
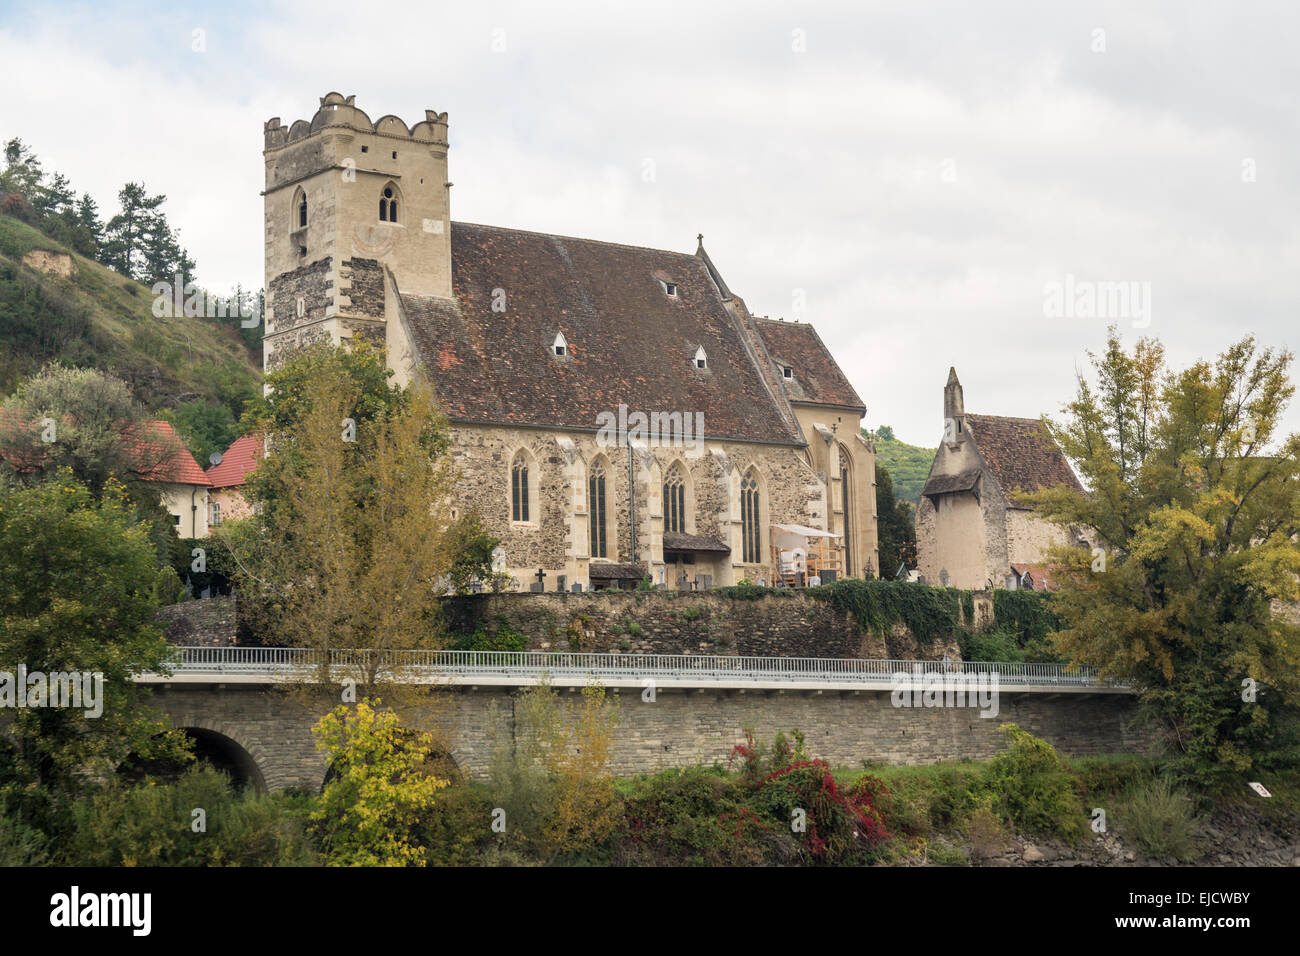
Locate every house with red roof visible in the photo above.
<box><xmin>915</xmin><ymin>368</ymin><xmax>1096</xmax><ymax>590</ymax></box>
<box><xmin>0</xmin><ymin>414</ymin><xmax>211</xmax><ymax>537</ymax></box>
<box><xmin>205</xmin><ymin>434</ymin><xmax>263</xmax><ymax>527</ymax></box>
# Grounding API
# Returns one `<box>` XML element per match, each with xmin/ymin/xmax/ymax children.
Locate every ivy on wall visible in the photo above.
<box><xmin>815</xmin><ymin>580</ymin><xmax>973</xmax><ymax>651</ymax></box>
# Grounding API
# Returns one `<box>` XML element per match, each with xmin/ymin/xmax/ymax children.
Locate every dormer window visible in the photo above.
<box><xmin>782</xmin><ymin>366</ymin><xmax>793</xmax><ymax>380</ymax></box>
<box><xmin>659</xmin><ymin>279</ymin><xmax>678</xmax><ymax>297</ymax></box>
<box><xmin>553</xmin><ymin>332</ymin><xmax>568</xmax><ymax>357</ymax></box>
<box><xmin>694</xmin><ymin>346</ymin><xmax>708</xmax><ymax>370</ymax></box>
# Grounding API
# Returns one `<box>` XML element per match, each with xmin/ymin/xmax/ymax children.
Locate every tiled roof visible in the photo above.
<box><xmin>130</xmin><ymin>421</ymin><xmax>210</xmax><ymax>485</ymax></box>
<box><xmin>965</xmin><ymin>414</ymin><xmax>1084</xmax><ymax>498</ymax></box>
<box><xmin>399</xmin><ymin>222</ymin><xmax>809</xmax><ymax>444</ymax></box>
<box><xmin>752</xmin><ymin>318</ymin><xmax>865</xmax><ymax>411</ymax></box>
<box><xmin>587</xmin><ymin>562</ymin><xmax>647</xmax><ymax>580</ymax></box>
<box><xmin>921</xmin><ymin>467</ymin><xmax>982</xmax><ymax>500</ymax></box>
<box><xmin>1011</xmin><ymin>562</ymin><xmax>1062</xmax><ymax>592</ymax></box>
<box><xmin>662</xmin><ymin>531</ymin><xmax>731</xmax><ymax>553</ymax></box>
<box><xmin>205</xmin><ymin>435</ymin><xmax>263</xmax><ymax>488</ymax></box>
<box><xmin>0</xmin><ymin>412</ymin><xmax>208</xmax><ymax>486</ymax></box>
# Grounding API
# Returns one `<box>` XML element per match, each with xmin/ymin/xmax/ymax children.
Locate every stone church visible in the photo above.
<box><xmin>915</xmin><ymin>368</ymin><xmax>1091</xmax><ymax>591</ymax></box>
<box><xmin>261</xmin><ymin>93</ymin><xmax>878</xmax><ymax>591</ymax></box>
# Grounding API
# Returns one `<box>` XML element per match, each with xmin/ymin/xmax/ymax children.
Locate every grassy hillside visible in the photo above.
<box><xmin>869</xmin><ymin>429</ymin><xmax>935</xmax><ymax>505</ymax></box>
<box><xmin>0</xmin><ymin>214</ymin><xmax>260</xmax><ymax>459</ymax></box>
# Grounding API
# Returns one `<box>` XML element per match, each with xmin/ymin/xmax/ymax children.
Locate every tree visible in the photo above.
<box><xmin>0</xmin><ymin>475</ymin><xmax>186</xmax><ymax>826</ymax></box>
<box><xmin>875</xmin><ymin>463</ymin><xmax>916</xmax><ymax>576</ymax></box>
<box><xmin>222</xmin><ymin>342</ymin><xmax>457</xmax><ymax>690</ymax></box>
<box><xmin>309</xmin><ymin>700</ymin><xmax>447</xmax><ymax>866</ymax></box>
<box><xmin>100</xmin><ymin>183</ymin><xmax>165</xmax><ymax>281</ymax></box>
<box><xmin>1023</xmin><ymin>329</ymin><xmax>1300</xmax><ymax>787</ymax></box>
<box><xmin>487</xmin><ymin>676</ymin><xmax>621</xmax><ymax>862</ymax></box>
<box><xmin>0</xmin><ymin>139</ymin><xmax>43</xmax><ymax>203</ymax></box>
<box><xmin>0</xmin><ymin>365</ymin><xmax>183</xmax><ymax>563</ymax></box>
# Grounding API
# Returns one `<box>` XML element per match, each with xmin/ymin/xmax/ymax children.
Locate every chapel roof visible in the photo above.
<box><xmin>965</xmin><ymin>413</ymin><xmax>1084</xmax><ymax>498</ymax></box>
<box><xmin>399</xmin><ymin>222</ymin><xmax>856</xmax><ymax>444</ymax></box>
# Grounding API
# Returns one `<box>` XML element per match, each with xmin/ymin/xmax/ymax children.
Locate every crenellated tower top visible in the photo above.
<box><xmin>263</xmin><ymin>92</ymin><xmax>448</xmax><ymax>151</ymax></box>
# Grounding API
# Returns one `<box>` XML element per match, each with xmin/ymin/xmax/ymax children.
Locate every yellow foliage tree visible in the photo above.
<box><xmin>310</xmin><ymin>700</ymin><xmax>447</xmax><ymax>866</ymax></box>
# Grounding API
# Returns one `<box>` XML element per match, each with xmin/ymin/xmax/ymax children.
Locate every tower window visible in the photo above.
<box><xmin>361</xmin><ymin>145</ymin><xmax>368</xmax><ymax>153</ymax></box>
<box><xmin>392</xmin><ymin>151</ymin><xmax>397</xmax><ymax>159</ymax></box>
<box><xmin>379</xmin><ymin>184</ymin><xmax>399</xmax><ymax>223</ymax></box>
<box><xmin>292</xmin><ymin>187</ymin><xmax>307</xmax><ymax>231</ymax></box>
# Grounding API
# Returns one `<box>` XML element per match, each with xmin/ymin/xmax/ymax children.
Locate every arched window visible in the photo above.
<box><xmin>511</xmin><ymin>452</ymin><xmax>530</xmax><ymax>522</ymax></box>
<box><xmin>663</xmin><ymin>462</ymin><xmax>686</xmax><ymax>534</ymax></box>
<box><xmin>589</xmin><ymin>460</ymin><xmax>608</xmax><ymax>558</ymax></box>
<box><xmin>740</xmin><ymin>469</ymin><xmax>761</xmax><ymax>563</ymax></box>
<box><xmin>379</xmin><ymin>183</ymin><xmax>399</xmax><ymax>223</ymax></box>
<box><xmin>839</xmin><ymin>444</ymin><xmax>853</xmax><ymax>576</ymax></box>
<box><xmin>293</xmin><ymin>187</ymin><xmax>307</xmax><ymax>230</ymax></box>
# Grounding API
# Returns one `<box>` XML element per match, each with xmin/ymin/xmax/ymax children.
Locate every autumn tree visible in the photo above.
<box><xmin>1023</xmin><ymin>329</ymin><xmax>1300</xmax><ymax>786</ymax></box>
<box><xmin>488</xmin><ymin>676</ymin><xmax>622</xmax><ymax>862</ymax></box>
<box><xmin>222</xmin><ymin>342</ymin><xmax>459</xmax><ymax>691</ymax></box>
<box><xmin>309</xmin><ymin>700</ymin><xmax>447</xmax><ymax>866</ymax></box>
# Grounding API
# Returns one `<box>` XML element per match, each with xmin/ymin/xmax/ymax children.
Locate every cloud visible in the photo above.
<box><xmin>3</xmin><ymin>0</ymin><xmax>1297</xmax><ymax>444</ymax></box>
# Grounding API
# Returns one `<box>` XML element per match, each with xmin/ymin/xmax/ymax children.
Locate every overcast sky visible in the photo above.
<box><xmin>2</xmin><ymin>0</ymin><xmax>1297</xmax><ymax>447</ymax></box>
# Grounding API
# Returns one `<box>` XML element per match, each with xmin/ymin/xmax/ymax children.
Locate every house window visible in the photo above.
<box><xmin>694</xmin><ymin>346</ymin><xmax>708</xmax><ymax>370</ymax></box>
<box><xmin>589</xmin><ymin>460</ymin><xmax>608</xmax><ymax>558</ymax></box>
<box><xmin>553</xmin><ymin>332</ymin><xmax>567</xmax><ymax>356</ymax></box>
<box><xmin>663</xmin><ymin>463</ymin><xmax>685</xmax><ymax>534</ymax></box>
<box><xmin>511</xmin><ymin>453</ymin><xmax>530</xmax><ymax>522</ymax></box>
<box><xmin>740</xmin><ymin>469</ymin><xmax>761</xmax><ymax>563</ymax></box>
<box><xmin>379</xmin><ymin>184</ymin><xmax>399</xmax><ymax>223</ymax></box>
<box><xmin>209</xmin><ymin>501</ymin><xmax>221</xmax><ymax>528</ymax></box>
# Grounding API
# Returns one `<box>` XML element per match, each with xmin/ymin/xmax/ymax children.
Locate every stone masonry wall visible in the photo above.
<box><xmin>151</xmin><ymin>683</ymin><xmax>1154</xmax><ymax>791</ymax></box>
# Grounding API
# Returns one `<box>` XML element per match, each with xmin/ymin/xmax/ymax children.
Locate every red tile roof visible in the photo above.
<box><xmin>965</xmin><ymin>414</ymin><xmax>1084</xmax><ymax>498</ymax></box>
<box><xmin>398</xmin><ymin>222</ymin><xmax>844</xmax><ymax>444</ymax></box>
<box><xmin>752</xmin><ymin>317</ymin><xmax>865</xmax><ymax>411</ymax></box>
<box><xmin>128</xmin><ymin>421</ymin><xmax>210</xmax><ymax>485</ymax></box>
<box><xmin>205</xmin><ymin>434</ymin><xmax>263</xmax><ymax>488</ymax></box>
<box><xmin>0</xmin><ymin>413</ymin><xmax>208</xmax><ymax>486</ymax></box>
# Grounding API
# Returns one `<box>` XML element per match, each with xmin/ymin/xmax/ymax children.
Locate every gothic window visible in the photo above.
<box><xmin>589</xmin><ymin>460</ymin><xmax>608</xmax><ymax>558</ymax></box>
<box><xmin>740</xmin><ymin>469</ymin><xmax>761</xmax><ymax>563</ymax></box>
<box><xmin>511</xmin><ymin>452</ymin><xmax>530</xmax><ymax>523</ymax></box>
<box><xmin>379</xmin><ymin>183</ymin><xmax>399</xmax><ymax>223</ymax></box>
<box><xmin>839</xmin><ymin>444</ymin><xmax>852</xmax><ymax>576</ymax></box>
<box><xmin>663</xmin><ymin>463</ymin><xmax>686</xmax><ymax>534</ymax></box>
<box><xmin>694</xmin><ymin>346</ymin><xmax>708</xmax><ymax>370</ymax></box>
<box><xmin>293</xmin><ymin>187</ymin><xmax>307</xmax><ymax>230</ymax></box>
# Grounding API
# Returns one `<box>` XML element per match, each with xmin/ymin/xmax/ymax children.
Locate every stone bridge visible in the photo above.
<box><xmin>138</xmin><ymin>649</ymin><xmax>1152</xmax><ymax>792</ymax></box>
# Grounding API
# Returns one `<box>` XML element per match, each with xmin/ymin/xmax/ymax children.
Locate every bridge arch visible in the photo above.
<box><xmin>168</xmin><ymin>718</ymin><xmax>271</xmax><ymax>793</ymax></box>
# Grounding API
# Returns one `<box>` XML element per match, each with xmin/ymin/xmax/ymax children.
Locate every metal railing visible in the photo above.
<box><xmin>150</xmin><ymin>646</ymin><xmax>1121</xmax><ymax>688</ymax></box>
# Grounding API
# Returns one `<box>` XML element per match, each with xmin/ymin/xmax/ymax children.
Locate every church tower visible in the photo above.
<box><xmin>261</xmin><ymin>92</ymin><xmax>451</xmax><ymax>371</ymax></box>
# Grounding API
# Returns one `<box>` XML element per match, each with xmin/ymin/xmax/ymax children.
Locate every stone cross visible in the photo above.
<box><xmin>534</xmin><ymin>568</ymin><xmax>547</xmax><ymax>589</ymax></box>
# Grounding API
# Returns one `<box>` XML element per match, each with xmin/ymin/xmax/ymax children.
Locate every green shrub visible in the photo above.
<box><xmin>618</xmin><ymin>766</ymin><xmax>763</xmax><ymax>866</ymax></box>
<box><xmin>418</xmin><ymin>782</ymin><xmax>494</xmax><ymax>866</ymax></box>
<box><xmin>0</xmin><ymin>814</ymin><xmax>50</xmax><ymax>866</ymax></box>
<box><xmin>985</xmin><ymin>724</ymin><xmax>1087</xmax><ymax>842</ymax></box>
<box><xmin>1116</xmin><ymin>777</ymin><xmax>1199</xmax><ymax>862</ymax></box>
<box><xmin>453</xmin><ymin>616</ymin><xmax>527</xmax><ymax>652</ymax></box>
<box><xmin>69</xmin><ymin>766</ymin><xmax>317</xmax><ymax>866</ymax></box>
